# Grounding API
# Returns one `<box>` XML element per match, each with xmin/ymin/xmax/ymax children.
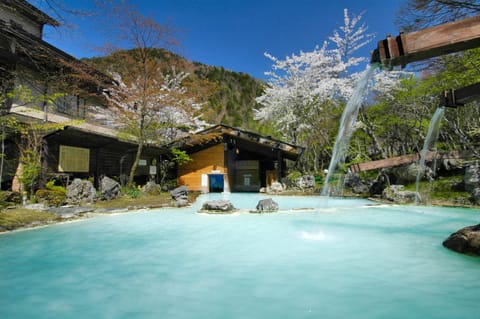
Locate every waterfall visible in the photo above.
<box><xmin>415</xmin><ymin>107</ymin><xmax>445</xmax><ymax>203</ymax></box>
<box><xmin>322</xmin><ymin>64</ymin><xmax>377</xmax><ymax>196</ymax></box>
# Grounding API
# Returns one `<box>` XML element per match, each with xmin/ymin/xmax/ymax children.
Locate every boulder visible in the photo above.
<box><xmin>254</xmin><ymin>198</ymin><xmax>279</xmax><ymax>213</ymax></box>
<box><xmin>170</xmin><ymin>186</ymin><xmax>188</xmax><ymax>200</ymax></box>
<box><xmin>443</xmin><ymin>224</ymin><xmax>480</xmax><ymax>256</ymax></box>
<box><xmin>200</xmin><ymin>200</ymin><xmax>236</xmax><ymax>213</ymax></box>
<box><xmin>170</xmin><ymin>186</ymin><xmax>189</xmax><ymax>207</ymax></box>
<box><xmin>440</xmin><ymin>158</ymin><xmax>463</xmax><ymax>172</ymax></box>
<box><xmin>268</xmin><ymin>181</ymin><xmax>284</xmax><ymax>193</ymax></box>
<box><xmin>100</xmin><ymin>176</ymin><xmax>121</xmax><ymax>201</ymax></box>
<box><xmin>345</xmin><ymin>172</ymin><xmax>371</xmax><ymax>194</ymax></box>
<box><xmin>295</xmin><ymin>175</ymin><xmax>315</xmax><ymax>189</ymax></box>
<box><xmin>464</xmin><ymin>161</ymin><xmax>480</xmax><ymax>192</ymax></box>
<box><xmin>142</xmin><ymin>181</ymin><xmax>162</xmax><ymax>195</ymax></box>
<box><xmin>382</xmin><ymin>185</ymin><xmax>417</xmax><ymax>204</ymax></box>
<box><xmin>369</xmin><ymin>171</ymin><xmax>390</xmax><ymax>196</ymax></box>
<box><xmin>66</xmin><ymin>178</ymin><xmax>96</xmax><ymax>205</ymax></box>
<box><xmin>388</xmin><ymin>163</ymin><xmax>433</xmax><ymax>184</ymax></box>
<box><xmin>464</xmin><ymin>161</ymin><xmax>480</xmax><ymax>205</ymax></box>
<box><xmin>470</xmin><ymin>188</ymin><xmax>480</xmax><ymax>206</ymax></box>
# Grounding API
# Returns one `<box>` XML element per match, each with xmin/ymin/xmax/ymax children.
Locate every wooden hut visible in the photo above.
<box><xmin>171</xmin><ymin>125</ymin><xmax>303</xmax><ymax>192</ymax></box>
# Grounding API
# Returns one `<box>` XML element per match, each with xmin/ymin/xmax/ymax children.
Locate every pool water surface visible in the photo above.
<box><xmin>1</xmin><ymin>194</ymin><xmax>479</xmax><ymax>319</ymax></box>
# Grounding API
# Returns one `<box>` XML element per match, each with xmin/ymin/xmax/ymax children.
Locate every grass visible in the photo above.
<box><xmin>404</xmin><ymin>175</ymin><xmax>471</xmax><ymax>206</ymax></box>
<box><xmin>0</xmin><ymin>192</ymin><xmax>200</xmax><ymax>232</ymax></box>
<box><xmin>92</xmin><ymin>192</ymin><xmax>200</xmax><ymax>210</ymax></box>
<box><xmin>0</xmin><ymin>209</ymin><xmax>59</xmax><ymax>232</ymax></box>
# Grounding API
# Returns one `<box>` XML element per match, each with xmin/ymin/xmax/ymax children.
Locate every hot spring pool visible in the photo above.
<box><xmin>1</xmin><ymin>194</ymin><xmax>479</xmax><ymax>319</ymax></box>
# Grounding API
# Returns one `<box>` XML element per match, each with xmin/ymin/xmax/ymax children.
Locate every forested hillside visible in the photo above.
<box><xmin>83</xmin><ymin>49</ymin><xmax>269</xmax><ymax>134</ymax></box>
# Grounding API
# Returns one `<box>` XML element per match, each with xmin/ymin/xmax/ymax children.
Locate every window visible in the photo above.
<box><xmin>58</xmin><ymin>145</ymin><xmax>90</xmax><ymax>172</ymax></box>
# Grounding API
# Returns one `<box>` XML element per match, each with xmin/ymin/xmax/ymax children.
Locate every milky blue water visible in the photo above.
<box><xmin>1</xmin><ymin>194</ymin><xmax>479</xmax><ymax>319</ymax></box>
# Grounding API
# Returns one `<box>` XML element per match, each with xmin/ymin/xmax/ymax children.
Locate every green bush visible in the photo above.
<box><xmin>286</xmin><ymin>170</ymin><xmax>302</xmax><ymax>180</ymax></box>
<box><xmin>45</xmin><ymin>180</ymin><xmax>67</xmax><ymax>193</ymax></box>
<box><xmin>35</xmin><ymin>189</ymin><xmax>66</xmax><ymax>207</ymax></box>
<box><xmin>122</xmin><ymin>186</ymin><xmax>142</xmax><ymax>199</ymax></box>
<box><xmin>0</xmin><ymin>191</ymin><xmax>22</xmax><ymax>209</ymax></box>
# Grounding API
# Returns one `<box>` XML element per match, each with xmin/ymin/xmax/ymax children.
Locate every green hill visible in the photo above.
<box><xmin>83</xmin><ymin>49</ymin><xmax>271</xmax><ymax>134</ymax></box>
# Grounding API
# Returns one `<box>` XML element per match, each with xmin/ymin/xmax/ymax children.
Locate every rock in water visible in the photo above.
<box><xmin>254</xmin><ymin>198</ymin><xmax>279</xmax><ymax>213</ymax></box>
<box><xmin>200</xmin><ymin>200</ymin><xmax>235</xmax><ymax>213</ymax></box>
<box><xmin>443</xmin><ymin>224</ymin><xmax>480</xmax><ymax>256</ymax></box>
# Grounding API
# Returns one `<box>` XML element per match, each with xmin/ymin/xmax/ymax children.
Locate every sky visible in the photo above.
<box><xmin>35</xmin><ymin>0</ymin><xmax>405</xmax><ymax>79</ymax></box>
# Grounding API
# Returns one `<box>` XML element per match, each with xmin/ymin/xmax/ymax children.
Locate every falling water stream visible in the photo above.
<box><xmin>322</xmin><ymin>64</ymin><xmax>377</xmax><ymax>196</ymax></box>
<box><xmin>415</xmin><ymin>107</ymin><xmax>445</xmax><ymax>203</ymax></box>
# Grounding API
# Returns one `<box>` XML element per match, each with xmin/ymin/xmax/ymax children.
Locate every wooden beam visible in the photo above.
<box><xmin>372</xmin><ymin>15</ymin><xmax>480</xmax><ymax>68</ymax></box>
<box><xmin>441</xmin><ymin>82</ymin><xmax>480</xmax><ymax>107</ymax></box>
<box><xmin>350</xmin><ymin>151</ymin><xmax>462</xmax><ymax>173</ymax></box>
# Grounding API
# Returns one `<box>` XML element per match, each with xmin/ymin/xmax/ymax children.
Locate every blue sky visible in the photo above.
<box><xmin>37</xmin><ymin>0</ymin><xmax>404</xmax><ymax>79</ymax></box>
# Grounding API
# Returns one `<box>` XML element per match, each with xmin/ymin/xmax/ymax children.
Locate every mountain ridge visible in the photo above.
<box><xmin>82</xmin><ymin>48</ymin><xmax>272</xmax><ymax>135</ymax></box>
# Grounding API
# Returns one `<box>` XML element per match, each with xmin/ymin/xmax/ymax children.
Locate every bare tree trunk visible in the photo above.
<box><xmin>128</xmin><ymin>140</ymin><xmax>143</xmax><ymax>187</ymax></box>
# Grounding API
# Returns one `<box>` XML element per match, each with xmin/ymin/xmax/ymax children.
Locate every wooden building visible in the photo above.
<box><xmin>0</xmin><ymin>0</ymin><xmax>163</xmax><ymax>190</ymax></box>
<box><xmin>172</xmin><ymin>125</ymin><xmax>303</xmax><ymax>192</ymax></box>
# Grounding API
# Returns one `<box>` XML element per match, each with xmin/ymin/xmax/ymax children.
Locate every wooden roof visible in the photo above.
<box><xmin>0</xmin><ymin>20</ymin><xmax>112</xmax><ymax>90</ymax></box>
<box><xmin>2</xmin><ymin>0</ymin><xmax>59</xmax><ymax>27</ymax></box>
<box><xmin>169</xmin><ymin>124</ymin><xmax>304</xmax><ymax>161</ymax></box>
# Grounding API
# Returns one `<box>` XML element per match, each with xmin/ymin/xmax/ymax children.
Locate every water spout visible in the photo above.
<box><xmin>322</xmin><ymin>64</ymin><xmax>377</xmax><ymax>196</ymax></box>
<box><xmin>415</xmin><ymin>107</ymin><xmax>445</xmax><ymax>204</ymax></box>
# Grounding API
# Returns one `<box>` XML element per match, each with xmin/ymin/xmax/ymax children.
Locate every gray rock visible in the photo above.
<box><xmin>464</xmin><ymin>161</ymin><xmax>480</xmax><ymax>205</ymax></box>
<box><xmin>268</xmin><ymin>181</ymin><xmax>284</xmax><ymax>193</ymax></box>
<box><xmin>443</xmin><ymin>223</ymin><xmax>480</xmax><ymax>256</ymax></box>
<box><xmin>464</xmin><ymin>161</ymin><xmax>480</xmax><ymax>192</ymax></box>
<box><xmin>471</xmin><ymin>188</ymin><xmax>480</xmax><ymax>205</ymax></box>
<box><xmin>170</xmin><ymin>186</ymin><xmax>188</xmax><ymax>201</ymax></box>
<box><xmin>66</xmin><ymin>179</ymin><xmax>96</xmax><ymax>205</ymax></box>
<box><xmin>382</xmin><ymin>185</ymin><xmax>417</xmax><ymax>204</ymax></box>
<box><xmin>440</xmin><ymin>158</ymin><xmax>463</xmax><ymax>171</ymax></box>
<box><xmin>200</xmin><ymin>200</ymin><xmax>235</xmax><ymax>213</ymax></box>
<box><xmin>295</xmin><ymin>175</ymin><xmax>315</xmax><ymax>189</ymax></box>
<box><xmin>389</xmin><ymin>163</ymin><xmax>433</xmax><ymax>184</ymax></box>
<box><xmin>101</xmin><ymin>176</ymin><xmax>121</xmax><ymax>201</ymax></box>
<box><xmin>369</xmin><ymin>171</ymin><xmax>390</xmax><ymax>196</ymax></box>
<box><xmin>48</xmin><ymin>206</ymin><xmax>94</xmax><ymax>219</ymax></box>
<box><xmin>142</xmin><ymin>181</ymin><xmax>162</xmax><ymax>195</ymax></box>
<box><xmin>345</xmin><ymin>172</ymin><xmax>371</xmax><ymax>194</ymax></box>
<box><xmin>254</xmin><ymin>198</ymin><xmax>279</xmax><ymax>213</ymax></box>
<box><xmin>174</xmin><ymin>199</ymin><xmax>189</xmax><ymax>207</ymax></box>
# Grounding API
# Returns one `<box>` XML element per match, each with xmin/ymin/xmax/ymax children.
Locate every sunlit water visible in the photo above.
<box><xmin>1</xmin><ymin>194</ymin><xmax>479</xmax><ymax>319</ymax></box>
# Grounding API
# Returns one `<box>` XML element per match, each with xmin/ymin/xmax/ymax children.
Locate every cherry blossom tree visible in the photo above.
<box><xmin>101</xmin><ymin>66</ymin><xmax>204</xmax><ymax>187</ymax></box>
<box><xmin>255</xmin><ymin>9</ymin><xmax>406</xmax><ymax>171</ymax></box>
<box><xmin>98</xmin><ymin>4</ymin><xmax>203</xmax><ymax>187</ymax></box>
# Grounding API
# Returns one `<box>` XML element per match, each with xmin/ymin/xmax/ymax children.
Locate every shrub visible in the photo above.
<box><xmin>45</xmin><ymin>180</ymin><xmax>67</xmax><ymax>193</ymax></box>
<box><xmin>35</xmin><ymin>189</ymin><xmax>66</xmax><ymax>207</ymax></box>
<box><xmin>0</xmin><ymin>191</ymin><xmax>22</xmax><ymax>209</ymax></box>
<box><xmin>122</xmin><ymin>185</ymin><xmax>142</xmax><ymax>199</ymax></box>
